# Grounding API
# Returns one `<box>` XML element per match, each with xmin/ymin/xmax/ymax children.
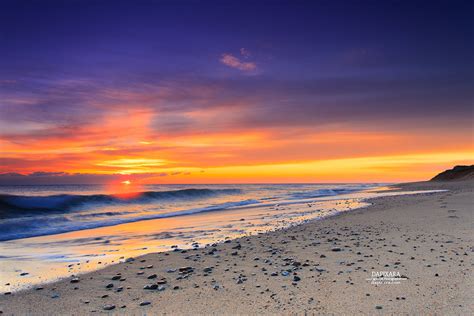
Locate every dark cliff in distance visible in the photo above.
<box><xmin>431</xmin><ymin>165</ymin><xmax>474</xmax><ymax>181</ymax></box>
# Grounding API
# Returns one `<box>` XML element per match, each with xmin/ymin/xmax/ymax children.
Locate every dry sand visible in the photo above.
<box><xmin>1</xmin><ymin>180</ymin><xmax>472</xmax><ymax>315</ymax></box>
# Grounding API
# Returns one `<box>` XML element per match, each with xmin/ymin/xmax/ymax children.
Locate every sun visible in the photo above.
<box><xmin>105</xmin><ymin>179</ymin><xmax>142</xmax><ymax>198</ymax></box>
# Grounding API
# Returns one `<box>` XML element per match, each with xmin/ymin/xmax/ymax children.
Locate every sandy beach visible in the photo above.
<box><xmin>0</xmin><ymin>179</ymin><xmax>472</xmax><ymax>315</ymax></box>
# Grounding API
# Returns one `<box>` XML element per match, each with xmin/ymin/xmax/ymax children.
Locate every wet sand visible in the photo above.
<box><xmin>0</xmin><ymin>180</ymin><xmax>472</xmax><ymax>315</ymax></box>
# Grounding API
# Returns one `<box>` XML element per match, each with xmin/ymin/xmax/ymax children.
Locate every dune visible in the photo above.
<box><xmin>431</xmin><ymin>165</ymin><xmax>474</xmax><ymax>181</ymax></box>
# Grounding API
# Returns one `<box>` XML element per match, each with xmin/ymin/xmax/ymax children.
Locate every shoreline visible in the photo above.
<box><xmin>1</xmin><ymin>180</ymin><xmax>472</xmax><ymax>314</ymax></box>
<box><xmin>0</xmin><ymin>185</ymin><xmax>438</xmax><ymax>294</ymax></box>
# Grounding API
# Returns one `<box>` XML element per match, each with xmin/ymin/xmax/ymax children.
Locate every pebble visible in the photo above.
<box><xmin>157</xmin><ymin>278</ymin><xmax>167</xmax><ymax>285</ymax></box>
<box><xmin>158</xmin><ymin>285</ymin><xmax>166</xmax><ymax>291</ymax></box>
<box><xmin>103</xmin><ymin>305</ymin><xmax>115</xmax><ymax>311</ymax></box>
<box><xmin>178</xmin><ymin>266</ymin><xmax>194</xmax><ymax>273</ymax></box>
<box><xmin>143</xmin><ymin>284</ymin><xmax>158</xmax><ymax>290</ymax></box>
<box><xmin>140</xmin><ymin>301</ymin><xmax>151</xmax><ymax>306</ymax></box>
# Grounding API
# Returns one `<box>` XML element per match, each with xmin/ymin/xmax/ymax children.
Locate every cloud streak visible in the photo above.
<box><xmin>220</xmin><ymin>53</ymin><xmax>257</xmax><ymax>72</ymax></box>
<box><xmin>1</xmin><ymin>70</ymin><xmax>472</xmax><ymax>183</ymax></box>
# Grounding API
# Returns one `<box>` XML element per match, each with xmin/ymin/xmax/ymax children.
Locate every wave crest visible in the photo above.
<box><xmin>0</xmin><ymin>188</ymin><xmax>241</xmax><ymax>214</ymax></box>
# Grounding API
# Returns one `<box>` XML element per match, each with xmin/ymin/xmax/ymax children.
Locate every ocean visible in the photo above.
<box><xmin>0</xmin><ymin>183</ymin><xmax>378</xmax><ymax>241</ymax></box>
<box><xmin>1</xmin><ymin>183</ymin><xmax>435</xmax><ymax>293</ymax></box>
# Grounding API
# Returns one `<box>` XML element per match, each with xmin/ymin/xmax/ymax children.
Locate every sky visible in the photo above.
<box><xmin>0</xmin><ymin>0</ymin><xmax>473</xmax><ymax>184</ymax></box>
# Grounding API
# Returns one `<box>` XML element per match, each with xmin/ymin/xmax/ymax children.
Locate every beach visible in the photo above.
<box><xmin>0</xmin><ymin>180</ymin><xmax>472</xmax><ymax>315</ymax></box>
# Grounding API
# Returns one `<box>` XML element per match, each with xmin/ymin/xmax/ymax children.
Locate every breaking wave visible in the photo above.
<box><xmin>0</xmin><ymin>184</ymin><xmax>378</xmax><ymax>241</ymax></box>
<box><xmin>0</xmin><ymin>188</ymin><xmax>241</xmax><ymax>214</ymax></box>
<box><xmin>0</xmin><ymin>198</ymin><xmax>260</xmax><ymax>241</ymax></box>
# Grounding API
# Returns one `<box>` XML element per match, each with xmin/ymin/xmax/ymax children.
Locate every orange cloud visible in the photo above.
<box><xmin>1</xmin><ymin>82</ymin><xmax>472</xmax><ymax>183</ymax></box>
